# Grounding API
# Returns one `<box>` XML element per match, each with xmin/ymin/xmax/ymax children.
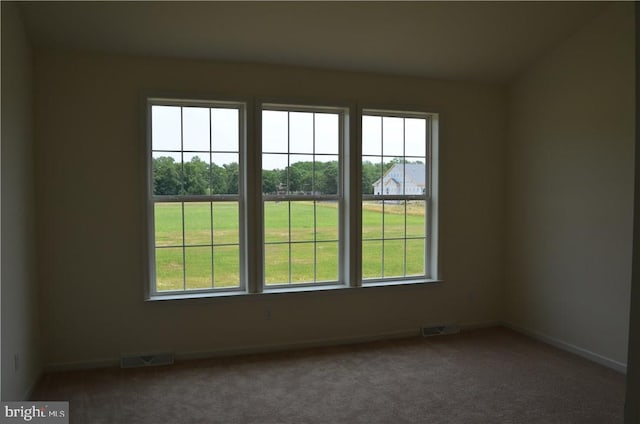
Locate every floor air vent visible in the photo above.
<box><xmin>421</xmin><ymin>325</ymin><xmax>461</xmax><ymax>337</ymax></box>
<box><xmin>121</xmin><ymin>352</ymin><xmax>174</xmax><ymax>368</ymax></box>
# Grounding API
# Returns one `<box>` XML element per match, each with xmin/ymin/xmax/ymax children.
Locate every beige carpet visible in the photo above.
<box><xmin>31</xmin><ymin>327</ymin><xmax>625</xmax><ymax>423</ymax></box>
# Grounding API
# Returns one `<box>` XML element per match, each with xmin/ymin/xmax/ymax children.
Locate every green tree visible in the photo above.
<box><xmin>286</xmin><ymin>165</ymin><xmax>303</xmax><ymax>192</ymax></box>
<box><xmin>361</xmin><ymin>160</ymin><xmax>383</xmax><ymax>194</ymax></box>
<box><xmin>317</xmin><ymin>161</ymin><xmax>338</xmax><ymax>194</ymax></box>
<box><xmin>262</xmin><ymin>170</ymin><xmax>281</xmax><ymax>194</ymax></box>
<box><xmin>183</xmin><ymin>156</ymin><xmax>208</xmax><ymax>195</ymax></box>
<box><xmin>210</xmin><ymin>163</ymin><xmax>227</xmax><ymax>195</ymax></box>
<box><xmin>223</xmin><ymin>162</ymin><xmax>239</xmax><ymax>194</ymax></box>
<box><xmin>153</xmin><ymin>156</ymin><xmax>181</xmax><ymax>195</ymax></box>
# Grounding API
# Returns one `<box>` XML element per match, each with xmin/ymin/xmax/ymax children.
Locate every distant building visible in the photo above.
<box><xmin>372</xmin><ymin>163</ymin><xmax>426</xmax><ymax>195</ymax></box>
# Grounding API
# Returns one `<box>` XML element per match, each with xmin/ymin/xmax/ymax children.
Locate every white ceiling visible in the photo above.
<box><xmin>18</xmin><ymin>1</ymin><xmax>608</xmax><ymax>83</ymax></box>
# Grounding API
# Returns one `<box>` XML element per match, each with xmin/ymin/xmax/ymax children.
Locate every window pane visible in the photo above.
<box><xmin>182</xmin><ymin>107</ymin><xmax>210</xmax><ymax>151</ymax></box>
<box><xmin>211</xmin><ymin>108</ymin><xmax>238</xmax><ymax>152</ymax></box>
<box><xmin>264</xmin><ymin>201</ymin><xmax>289</xmax><ymax>243</ymax></box>
<box><xmin>290</xmin><ymin>112</ymin><xmax>313</xmax><ymax>154</ymax></box>
<box><xmin>291</xmin><ymin>242</ymin><xmax>314</xmax><ymax>283</ymax></box>
<box><xmin>290</xmin><ymin>202</ymin><xmax>314</xmax><ymax>242</ymax></box>
<box><xmin>152</xmin><ymin>105</ymin><xmax>181</xmax><ymax>151</ymax></box>
<box><xmin>402</xmin><ymin>163</ymin><xmax>427</xmax><ymax>196</ymax></box>
<box><xmin>262</xmin><ymin>154</ymin><xmax>288</xmax><ymax>194</ymax></box>
<box><xmin>213</xmin><ymin>245</ymin><xmax>240</xmax><ymax>288</ymax></box>
<box><xmin>211</xmin><ymin>153</ymin><xmax>239</xmax><ymax>195</ymax></box>
<box><xmin>155</xmin><ymin>247</ymin><xmax>184</xmax><ymax>291</ymax></box>
<box><xmin>315</xmin><ymin>113</ymin><xmax>339</xmax><ymax>154</ymax></box>
<box><xmin>316</xmin><ymin>201</ymin><xmax>338</xmax><ymax>241</ymax></box>
<box><xmin>263</xmin><ymin>110</ymin><xmax>288</xmax><ymax>153</ymax></box>
<box><xmin>381</xmin><ymin>158</ymin><xmax>402</xmax><ymax>195</ymax></box>
<box><xmin>184</xmin><ymin>202</ymin><xmax>211</xmax><ymax>246</ymax></box>
<box><xmin>405</xmin><ymin>118</ymin><xmax>426</xmax><ymax>158</ymax></box>
<box><xmin>289</xmin><ymin>155</ymin><xmax>313</xmax><ymax>194</ymax></box>
<box><xmin>362</xmin><ymin>201</ymin><xmax>383</xmax><ymax>240</ymax></box>
<box><xmin>384</xmin><ymin>202</ymin><xmax>405</xmax><ymax>239</ymax></box>
<box><xmin>264</xmin><ymin>243</ymin><xmax>289</xmax><ymax>285</ymax></box>
<box><xmin>183</xmin><ymin>153</ymin><xmax>210</xmax><ymax>195</ymax></box>
<box><xmin>406</xmin><ymin>239</ymin><xmax>425</xmax><ymax>276</ymax></box>
<box><xmin>407</xmin><ymin>201</ymin><xmax>426</xmax><ymax>238</ymax></box>
<box><xmin>382</xmin><ymin>117</ymin><xmax>404</xmax><ymax>157</ymax></box>
<box><xmin>362</xmin><ymin>240</ymin><xmax>383</xmax><ymax>279</ymax></box>
<box><xmin>362</xmin><ymin>115</ymin><xmax>381</xmax><ymax>156</ymax></box>
<box><xmin>384</xmin><ymin>239</ymin><xmax>405</xmax><ymax>278</ymax></box>
<box><xmin>185</xmin><ymin>246</ymin><xmax>212</xmax><ymax>290</ymax></box>
<box><xmin>314</xmin><ymin>156</ymin><xmax>338</xmax><ymax>195</ymax></box>
<box><xmin>362</xmin><ymin>157</ymin><xmax>383</xmax><ymax>195</ymax></box>
<box><xmin>153</xmin><ymin>152</ymin><xmax>182</xmax><ymax>196</ymax></box>
<box><xmin>155</xmin><ymin>203</ymin><xmax>183</xmax><ymax>247</ymax></box>
<box><xmin>213</xmin><ymin>202</ymin><xmax>239</xmax><ymax>245</ymax></box>
<box><xmin>316</xmin><ymin>241</ymin><xmax>338</xmax><ymax>282</ymax></box>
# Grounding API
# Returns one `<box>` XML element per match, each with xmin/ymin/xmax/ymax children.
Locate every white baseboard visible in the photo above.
<box><xmin>502</xmin><ymin>321</ymin><xmax>627</xmax><ymax>374</ymax></box>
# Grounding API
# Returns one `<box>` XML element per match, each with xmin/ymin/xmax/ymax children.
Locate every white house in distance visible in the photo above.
<box><xmin>372</xmin><ymin>163</ymin><xmax>426</xmax><ymax>195</ymax></box>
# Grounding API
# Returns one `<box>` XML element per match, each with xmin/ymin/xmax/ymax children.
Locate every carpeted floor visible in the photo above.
<box><xmin>31</xmin><ymin>327</ymin><xmax>626</xmax><ymax>423</ymax></box>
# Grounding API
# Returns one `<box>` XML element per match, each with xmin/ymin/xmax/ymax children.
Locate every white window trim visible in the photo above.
<box><xmin>259</xmin><ymin>102</ymin><xmax>350</xmax><ymax>290</ymax></box>
<box><xmin>145</xmin><ymin>97</ymin><xmax>249</xmax><ymax>299</ymax></box>
<box><xmin>359</xmin><ymin>108</ymin><xmax>439</xmax><ymax>284</ymax></box>
<box><xmin>145</xmin><ymin>96</ymin><xmax>439</xmax><ymax>301</ymax></box>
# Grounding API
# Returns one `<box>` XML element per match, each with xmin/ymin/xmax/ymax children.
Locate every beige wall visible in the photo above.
<box><xmin>33</xmin><ymin>50</ymin><xmax>507</xmax><ymax>367</ymax></box>
<box><xmin>506</xmin><ymin>3</ymin><xmax>635</xmax><ymax>369</ymax></box>
<box><xmin>1</xmin><ymin>2</ymin><xmax>42</xmax><ymax>399</ymax></box>
<box><xmin>625</xmin><ymin>4</ymin><xmax>639</xmax><ymax>421</ymax></box>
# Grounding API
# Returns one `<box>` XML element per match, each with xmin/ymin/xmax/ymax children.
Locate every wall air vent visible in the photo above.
<box><xmin>120</xmin><ymin>352</ymin><xmax>174</xmax><ymax>368</ymax></box>
<box><xmin>421</xmin><ymin>325</ymin><xmax>461</xmax><ymax>337</ymax></box>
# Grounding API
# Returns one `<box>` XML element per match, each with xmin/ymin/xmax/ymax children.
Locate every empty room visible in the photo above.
<box><xmin>2</xmin><ymin>1</ymin><xmax>638</xmax><ymax>423</ymax></box>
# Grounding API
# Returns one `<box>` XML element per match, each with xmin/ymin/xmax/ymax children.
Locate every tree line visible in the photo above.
<box><xmin>153</xmin><ymin>156</ymin><xmax>421</xmax><ymax>196</ymax></box>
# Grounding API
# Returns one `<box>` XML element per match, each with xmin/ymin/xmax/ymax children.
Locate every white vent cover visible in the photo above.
<box><xmin>121</xmin><ymin>352</ymin><xmax>174</xmax><ymax>368</ymax></box>
<box><xmin>421</xmin><ymin>325</ymin><xmax>460</xmax><ymax>337</ymax></box>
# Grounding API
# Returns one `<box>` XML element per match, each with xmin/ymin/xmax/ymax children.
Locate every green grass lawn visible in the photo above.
<box><xmin>154</xmin><ymin>201</ymin><xmax>426</xmax><ymax>291</ymax></box>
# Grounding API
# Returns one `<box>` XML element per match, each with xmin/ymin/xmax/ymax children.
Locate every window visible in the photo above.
<box><xmin>146</xmin><ymin>98</ymin><xmax>438</xmax><ymax>299</ymax></box>
<box><xmin>361</xmin><ymin>111</ymin><xmax>434</xmax><ymax>283</ymax></box>
<box><xmin>147</xmin><ymin>99</ymin><xmax>244</xmax><ymax>296</ymax></box>
<box><xmin>262</xmin><ymin>105</ymin><xmax>343</xmax><ymax>287</ymax></box>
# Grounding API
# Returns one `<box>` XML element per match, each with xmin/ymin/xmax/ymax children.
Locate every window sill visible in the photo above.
<box><xmin>362</xmin><ymin>278</ymin><xmax>442</xmax><ymax>288</ymax></box>
<box><xmin>262</xmin><ymin>283</ymin><xmax>347</xmax><ymax>295</ymax></box>
<box><xmin>146</xmin><ymin>290</ymin><xmax>247</xmax><ymax>302</ymax></box>
<box><xmin>146</xmin><ymin>279</ymin><xmax>442</xmax><ymax>302</ymax></box>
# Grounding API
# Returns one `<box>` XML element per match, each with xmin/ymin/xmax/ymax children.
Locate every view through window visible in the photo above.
<box><xmin>361</xmin><ymin>112</ymin><xmax>430</xmax><ymax>281</ymax></box>
<box><xmin>147</xmin><ymin>99</ymin><xmax>436</xmax><ymax>298</ymax></box>
<box><xmin>150</xmin><ymin>102</ymin><xmax>242</xmax><ymax>294</ymax></box>
<box><xmin>262</xmin><ymin>107</ymin><xmax>342</xmax><ymax>286</ymax></box>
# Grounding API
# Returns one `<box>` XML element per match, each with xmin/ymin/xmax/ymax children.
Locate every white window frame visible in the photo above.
<box><xmin>259</xmin><ymin>103</ymin><xmax>349</xmax><ymax>290</ymax></box>
<box><xmin>145</xmin><ymin>97</ymin><xmax>248</xmax><ymax>299</ymax></box>
<box><xmin>360</xmin><ymin>109</ymin><xmax>439</xmax><ymax>286</ymax></box>
<box><xmin>145</xmin><ymin>96</ymin><xmax>439</xmax><ymax>301</ymax></box>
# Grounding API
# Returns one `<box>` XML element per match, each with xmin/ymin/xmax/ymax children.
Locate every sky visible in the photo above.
<box><xmin>151</xmin><ymin>106</ymin><xmax>427</xmax><ymax>170</ymax></box>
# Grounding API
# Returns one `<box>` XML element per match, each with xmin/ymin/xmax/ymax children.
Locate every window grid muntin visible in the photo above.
<box><xmin>361</xmin><ymin>111</ymin><xmax>430</xmax><ymax>282</ymax></box>
<box><xmin>149</xmin><ymin>99</ymin><xmax>243</xmax><ymax>295</ymax></box>
<box><xmin>262</xmin><ymin>106</ymin><xmax>342</xmax><ymax>287</ymax></box>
